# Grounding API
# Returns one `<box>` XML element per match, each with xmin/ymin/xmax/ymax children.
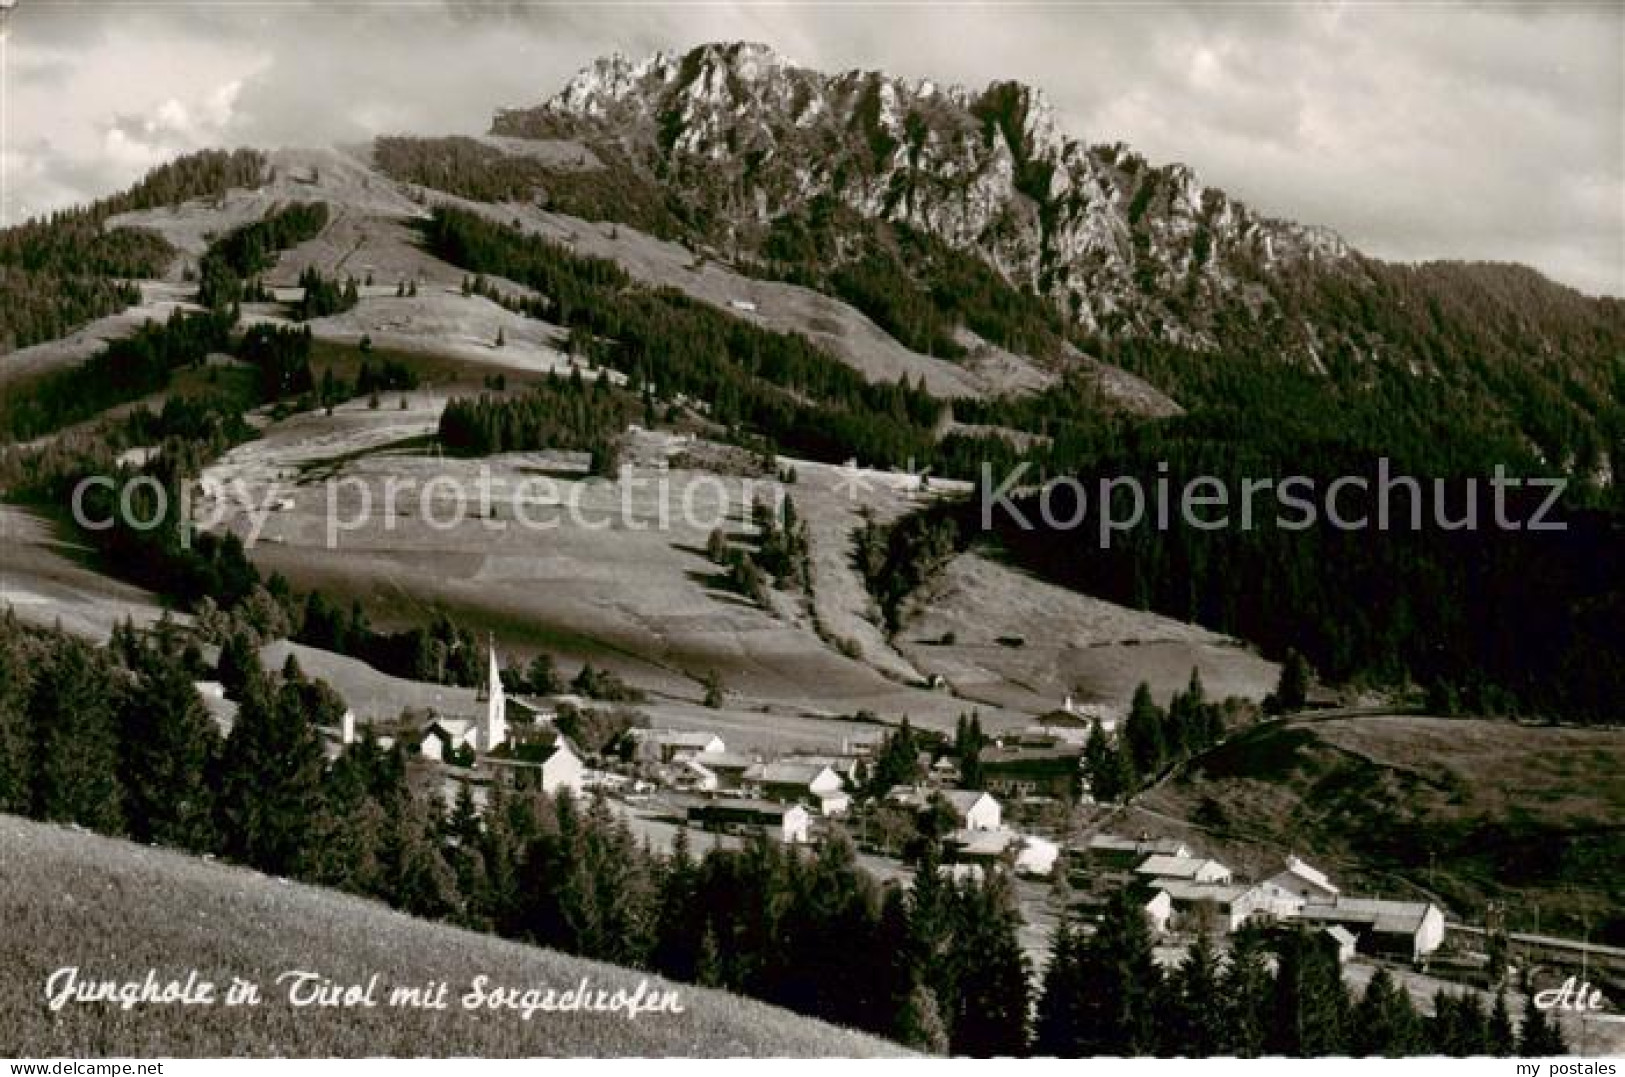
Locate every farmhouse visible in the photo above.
<box><xmin>1134</xmin><ymin>854</ymin><xmax>1234</xmax><ymax>886</ymax></box>
<box><xmin>979</xmin><ymin>744</ymin><xmax>1083</xmax><ymax>800</ymax></box>
<box><xmin>1079</xmin><ymin>834</ymin><xmax>1194</xmax><ymax>871</ymax></box>
<box><xmin>746</xmin><ymin>762</ymin><xmax>848</xmax><ymax>815</ymax></box>
<box><xmin>1264</xmin><ymin>855</ymin><xmax>1340</xmax><ymax>904</ymax></box>
<box><xmin>695</xmin><ymin>751</ymin><xmax>756</xmax><ymax>792</ymax></box>
<box><xmin>1146</xmin><ymin>879</ymin><xmax>1271</xmax><ymax>934</ymax></box>
<box><xmin>940</xmin><ymin>790</ymin><xmax>1002</xmax><ymax>831</ymax></box>
<box><xmin>1032</xmin><ymin>697</ymin><xmax>1116</xmax><ymax>745</ymax></box>
<box><xmin>688</xmin><ymin>799</ymin><xmax>810</xmax><ymax>844</ymax></box>
<box><xmin>484</xmin><ymin>730</ymin><xmax>585</xmax><ymax>796</ymax></box>
<box><xmin>1294</xmin><ymin>898</ymin><xmax>1447</xmax><ymax>963</ymax></box>
<box><xmin>1143</xmin><ymin>889</ymin><xmax>1175</xmax><ymax>935</ymax></box>
<box><xmin>946</xmin><ymin>828</ymin><xmax>1019</xmax><ymax>868</ymax></box>
<box><xmin>635</xmin><ymin>729</ymin><xmax>726</xmax><ymax>764</ymax></box>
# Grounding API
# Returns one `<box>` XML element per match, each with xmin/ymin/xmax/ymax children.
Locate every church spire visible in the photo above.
<box><xmin>481</xmin><ymin>634</ymin><xmax>507</xmax><ymax>752</ymax></box>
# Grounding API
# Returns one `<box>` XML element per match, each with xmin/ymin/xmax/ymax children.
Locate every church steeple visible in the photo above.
<box><xmin>481</xmin><ymin>634</ymin><xmax>507</xmax><ymax>751</ymax></box>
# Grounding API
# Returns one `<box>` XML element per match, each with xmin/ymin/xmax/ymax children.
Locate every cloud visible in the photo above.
<box><xmin>3</xmin><ymin>1</ymin><xmax>1619</xmax><ymax>296</ymax></box>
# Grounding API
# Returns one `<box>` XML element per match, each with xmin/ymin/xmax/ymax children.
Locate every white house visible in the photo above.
<box><xmin>1143</xmin><ymin>889</ymin><xmax>1174</xmax><ymax>935</ymax></box>
<box><xmin>1264</xmin><ymin>855</ymin><xmax>1340</xmax><ymax>907</ymax></box>
<box><xmin>688</xmin><ymin>799</ymin><xmax>810</xmax><ymax>844</ymax></box>
<box><xmin>1148</xmin><ymin>879</ymin><xmax>1271</xmax><ymax>933</ymax></box>
<box><xmin>483</xmin><ymin>731</ymin><xmax>586</xmax><ymax>796</ymax></box>
<box><xmin>749</xmin><ymin>762</ymin><xmax>848</xmax><ymax>814</ymax></box>
<box><xmin>1134</xmin><ymin>854</ymin><xmax>1234</xmax><ymax>886</ymax></box>
<box><xmin>941</xmin><ymin>790</ymin><xmax>1002</xmax><ymax>831</ymax></box>
<box><xmin>1295</xmin><ymin>898</ymin><xmax>1447</xmax><ymax>963</ymax></box>
<box><xmin>1015</xmin><ymin>834</ymin><xmax>1061</xmax><ymax>877</ymax></box>
<box><xmin>888</xmin><ymin>786</ymin><xmax>1002</xmax><ymax>831</ymax></box>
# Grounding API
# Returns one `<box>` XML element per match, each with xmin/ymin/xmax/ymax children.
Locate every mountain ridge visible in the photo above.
<box><xmin>491</xmin><ymin>40</ymin><xmax>1356</xmax><ymax>348</ymax></box>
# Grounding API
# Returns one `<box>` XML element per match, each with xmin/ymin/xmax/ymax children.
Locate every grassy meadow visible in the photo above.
<box><xmin>0</xmin><ymin>815</ymin><xmax>904</xmax><ymax>1057</ymax></box>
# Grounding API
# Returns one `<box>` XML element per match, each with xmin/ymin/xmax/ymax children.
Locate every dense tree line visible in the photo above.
<box><xmin>854</xmin><ymin>506</ymin><xmax>962</xmax><ymax>632</ymax></box>
<box><xmin>763</xmin><ymin>200</ymin><xmax>1067</xmax><ymax>361</ymax></box>
<box><xmin>0</xmin><ymin>150</ymin><xmax>265</xmax><ymax>352</ymax></box>
<box><xmin>421</xmin><ymin>207</ymin><xmax>964</xmax><ymax>470</ymax></box>
<box><xmin>0</xmin><ymin>307</ymin><xmax>235</xmax><ymax>442</ymax></box>
<box><xmin>292</xmin><ymin>266</ymin><xmax>360</xmax><ymax>322</ymax></box>
<box><xmin>706</xmin><ymin>494</ymin><xmax>811</xmax><ymax>605</ymax></box>
<box><xmin>438</xmin><ymin>368</ymin><xmax>632</xmax><ymax>475</ymax></box>
<box><xmin>1035</xmin><ymin>893</ymin><xmax>1561</xmax><ymax>1057</ymax></box>
<box><xmin>196</xmin><ymin>201</ymin><xmax>330</xmax><ymax>311</ymax></box>
<box><xmin>1082</xmin><ymin>675</ymin><xmax>1229</xmax><ymax>804</ymax></box>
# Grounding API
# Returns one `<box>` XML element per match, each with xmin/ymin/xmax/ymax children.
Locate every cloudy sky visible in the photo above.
<box><xmin>4</xmin><ymin>1</ymin><xmax>1621</xmax><ymax>295</ymax></box>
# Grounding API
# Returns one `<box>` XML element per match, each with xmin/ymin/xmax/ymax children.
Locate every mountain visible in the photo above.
<box><xmin>475</xmin><ymin>42</ymin><xmax>1624</xmax><ymax>478</ymax></box>
<box><xmin>491</xmin><ymin>42</ymin><xmax>1347</xmax><ymax>349</ymax></box>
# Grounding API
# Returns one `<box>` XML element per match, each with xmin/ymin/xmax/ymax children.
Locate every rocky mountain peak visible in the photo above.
<box><xmin>496</xmin><ymin>41</ymin><xmax>1354</xmax><ymax>345</ymax></box>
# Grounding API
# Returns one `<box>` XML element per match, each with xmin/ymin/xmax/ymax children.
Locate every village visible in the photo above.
<box><xmin>206</xmin><ymin>635</ymin><xmax>1575</xmax><ymax>996</ymax></box>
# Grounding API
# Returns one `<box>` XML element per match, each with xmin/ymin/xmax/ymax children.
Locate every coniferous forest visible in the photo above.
<box><xmin>0</xmin><ymin>149</ymin><xmax>267</xmax><ymax>352</ymax></box>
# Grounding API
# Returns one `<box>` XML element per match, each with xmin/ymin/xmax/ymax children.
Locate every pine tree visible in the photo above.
<box><xmin>1271</xmin><ymin>648</ymin><xmax>1312</xmax><ymax>713</ymax></box>
<box><xmin>1166</xmin><ymin>934</ymin><xmax>1227</xmax><ymax>1056</ymax></box>
<box><xmin>1037</xmin><ymin>890</ymin><xmax>1162</xmax><ymax>1055</ymax></box>
<box><xmin>0</xmin><ymin>613</ymin><xmax>32</xmax><ymax>815</ymax></box>
<box><xmin>1352</xmin><ymin>968</ymin><xmax>1422</xmax><ymax>1056</ymax></box>
<box><xmin>1487</xmin><ymin>991</ymin><xmax>1516</xmax><ymax>1056</ymax></box>
<box><xmin>949</xmin><ymin>871</ymin><xmax>1031</xmax><ymax>1056</ymax></box>
<box><xmin>896</xmin><ymin>982</ymin><xmax>950</xmax><ymax>1055</ymax></box>
<box><xmin>1083</xmin><ymin>717</ymin><xmax>1132</xmax><ymax>803</ymax></box>
<box><xmin>29</xmin><ymin>635</ymin><xmax>124</xmax><ymax>834</ymax></box>
<box><xmin>1123</xmin><ymin>682</ymin><xmax>1166</xmax><ymax>781</ymax></box>
<box><xmin>1033</xmin><ymin>912</ymin><xmax>1083</xmax><ymax>1055</ymax></box>
<box><xmin>118</xmin><ymin>649</ymin><xmax>220</xmax><ymax>852</ymax></box>
<box><xmin>1222</xmin><ymin>925</ymin><xmax>1274</xmax><ymax>1056</ymax></box>
<box><xmin>1517</xmin><ymin>993</ymin><xmax>1567</xmax><ymax>1056</ymax></box>
<box><xmin>1268</xmin><ymin>929</ymin><xmax>1350</xmax><ymax>1056</ymax></box>
<box><xmin>215</xmin><ymin>665</ymin><xmax>328</xmax><ymax>876</ymax></box>
<box><xmin>216</xmin><ymin>631</ymin><xmax>262</xmax><ymax>699</ymax></box>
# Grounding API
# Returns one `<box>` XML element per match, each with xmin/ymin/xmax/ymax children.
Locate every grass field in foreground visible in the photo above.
<box><xmin>0</xmin><ymin>815</ymin><xmax>904</xmax><ymax>1057</ymax></box>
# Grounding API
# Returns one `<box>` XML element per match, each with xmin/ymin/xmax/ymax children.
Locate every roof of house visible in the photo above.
<box><xmin>981</xmin><ymin>745</ymin><xmax>1084</xmax><ymax>771</ymax></box>
<box><xmin>696</xmin><ymin>751</ymin><xmax>756</xmax><ymax>769</ymax></box>
<box><xmin>941</xmin><ymin>789</ymin><xmax>997</xmax><ymax>814</ymax></box>
<box><xmin>1036</xmin><ymin>709</ymin><xmax>1095</xmax><ymax>728</ymax></box>
<box><xmin>751</xmin><ymin>761</ymin><xmax>837</xmax><ymax>788</ymax></box>
<box><xmin>1297</xmin><ymin>898</ymin><xmax>1438</xmax><ymax>936</ymax></box>
<box><xmin>646</xmin><ymin>730</ymin><xmax>724</xmax><ymax>749</ymax></box>
<box><xmin>486</xmin><ymin>730</ymin><xmax>580</xmax><ymax>766</ymax></box>
<box><xmin>1274</xmin><ymin>855</ymin><xmax>1338</xmax><ymax>893</ymax></box>
<box><xmin>947</xmin><ymin>828</ymin><xmax>1019</xmax><ymax>856</ymax></box>
<box><xmin>1135</xmin><ymin>854</ymin><xmax>1229</xmax><ymax>880</ymax></box>
<box><xmin>1146</xmin><ymin>878</ymin><xmax>1255</xmax><ymax>905</ymax></box>
<box><xmin>689</xmin><ymin>797</ymin><xmax>805</xmax><ymax>820</ymax></box>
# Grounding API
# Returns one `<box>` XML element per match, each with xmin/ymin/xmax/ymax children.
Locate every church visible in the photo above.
<box><xmin>417</xmin><ymin>638</ymin><xmax>510</xmax><ymax>761</ymax></box>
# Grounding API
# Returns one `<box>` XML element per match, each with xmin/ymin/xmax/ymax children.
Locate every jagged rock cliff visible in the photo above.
<box><xmin>493</xmin><ymin>42</ymin><xmax>1350</xmax><ymax>345</ymax></box>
